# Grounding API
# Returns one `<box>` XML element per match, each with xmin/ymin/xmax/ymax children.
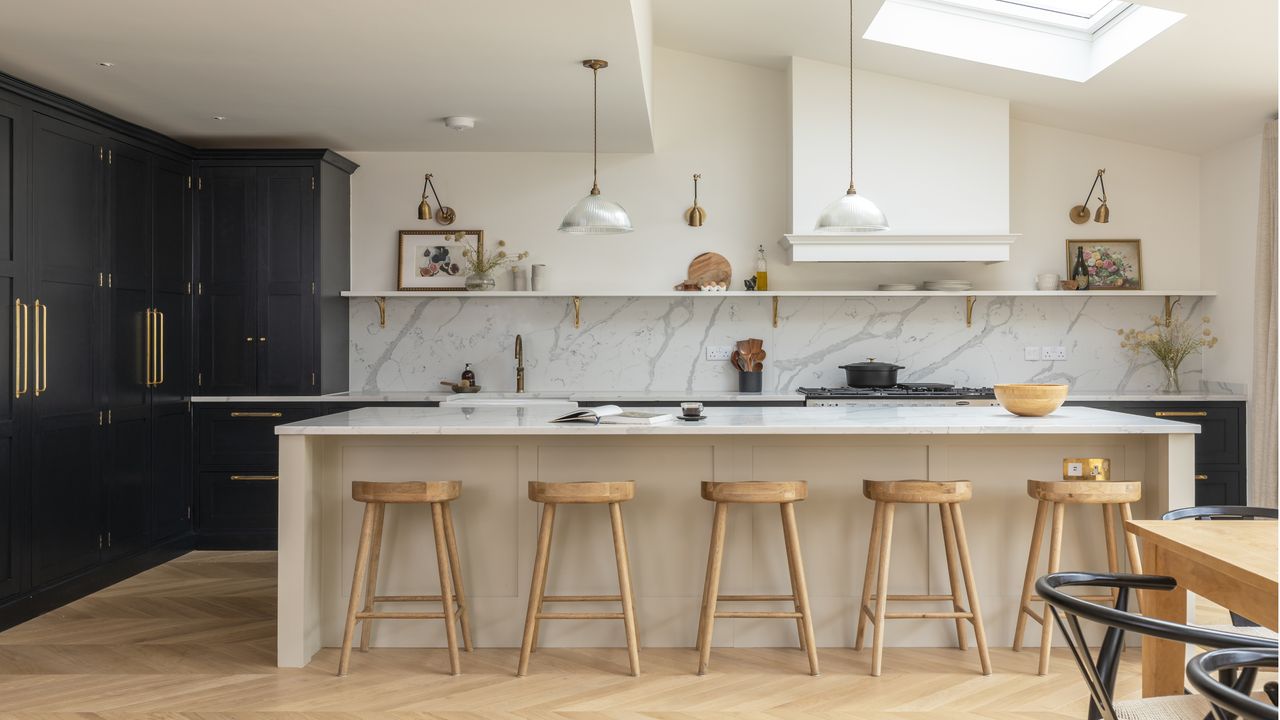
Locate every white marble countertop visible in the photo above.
<box><xmin>275</xmin><ymin>405</ymin><xmax>1201</xmax><ymax>436</ymax></box>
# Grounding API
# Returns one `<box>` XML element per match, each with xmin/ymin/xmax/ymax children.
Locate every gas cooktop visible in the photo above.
<box><xmin>799</xmin><ymin>384</ymin><xmax>996</xmax><ymax>399</ymax></box>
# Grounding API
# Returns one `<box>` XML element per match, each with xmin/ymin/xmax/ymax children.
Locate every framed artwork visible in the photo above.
<box><xmin>1065</xmin><ymin>239</ymin><xmax>1143</xmax><ymax>290</ymax></box>
<box><xmin>396</xmin><ymin>230</ymin><xmax>481</xmax><ymax>291</ymax></box>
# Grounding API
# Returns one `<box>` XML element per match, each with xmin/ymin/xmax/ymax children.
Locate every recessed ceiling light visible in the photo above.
<box><xmin>98</xmin><ymin>62</ymin><xmax>114</xmax><ymax>68</ymax></box>
<box><xmin>212</xmin><ymin>116</ymin><xmax>227</xmax><ymax>121</ymax></box>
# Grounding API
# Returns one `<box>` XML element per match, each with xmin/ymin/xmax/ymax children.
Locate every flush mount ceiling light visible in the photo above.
<box><xmin>558</xmin><ymin>59</ymin><xmax>633</xmax><ymax>235</ymax></box>
<box><xmin>864</xmin><ymin>0</ymin><xmax>1184</xmax><ymax>82</ymax></box>
<box><xmin>98</xmin><ymin>61</ymin><xmax>114</xmax><ymax>68</ymax></box>
<box><xmin>212</xmin><ymin>116</ymin><xmax>227</xmax><ymax>121</ymax></box>
<box><xmin>815</xmin><ymin>0</ymin><xmax>888</xmax><ymax>233</ymax></box>
<box><xmin>443</xmin><ymin>116</ymin><xmax>475</xmax><ymax>131</ymax></box>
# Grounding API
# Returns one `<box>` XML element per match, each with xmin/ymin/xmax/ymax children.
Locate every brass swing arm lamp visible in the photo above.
<box><xmin>417</xmin><ymin>172</ymin><xmax>456</xmax><ymax>225</ymax></box>
<box><xmin>1069</xmin><ymin>168</ymin><xmax>1110</xmax><ymax>224</ymax></box>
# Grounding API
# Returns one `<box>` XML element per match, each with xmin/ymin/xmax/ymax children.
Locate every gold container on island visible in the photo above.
<box><xmin>994</xmin><ymin>383</ymin><xmax>1069</xmax><ymax>417</ymax></box>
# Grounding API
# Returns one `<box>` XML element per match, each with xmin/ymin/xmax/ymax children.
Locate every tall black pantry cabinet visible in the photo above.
<box><xmin>194</xmin><ymin>151</ymin><xmax>354</xmax><ymax>397</ymax></box>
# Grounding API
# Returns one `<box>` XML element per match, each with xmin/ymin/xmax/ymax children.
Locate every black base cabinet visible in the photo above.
<box><xmin>1067</xmin><ymin>400</ymin><xmax>1248</xmax><ymax>506</ymax></box>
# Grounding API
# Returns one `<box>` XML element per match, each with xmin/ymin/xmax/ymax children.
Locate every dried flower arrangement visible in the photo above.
<box><xmin>1118</xmin><ymin>306</ymin><xmax>1218</xmax><ymax>393</ymax></box>
<box><xmin>443</xmin><ymin>232</ymin><xmax>529</xmax><ymax>276</ymax></box>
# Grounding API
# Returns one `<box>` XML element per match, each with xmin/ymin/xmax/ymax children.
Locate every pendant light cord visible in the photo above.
<box><xmin>591</xmin><ymin>64</ymin><xmax>600</xmax><ymax>195</ymax></box>
<box><xmin>847</xmin><ymin>0</ymin><xmax>856</xmax><ymax>195</ymax></box>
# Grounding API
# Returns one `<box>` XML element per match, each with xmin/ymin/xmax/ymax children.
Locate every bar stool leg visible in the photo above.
<box><xmin>1102</xmin><ymin>503</ymin><xmax>1122</xmax><ymax>608</ymax></box>
<box><xmin>359</xmin><ymin>503</ymin><xmax>386</xmax><ymax>652</ymax></box>
<box><xmin>441</xmin><ymin>501</ymin><xmax>473</xmax><ymax>652</ymax></box>
<box><xmin>938</xmin><ymin>502</ymin><xmax>968</xmax><ymax>651</ymax></box>
<box><xmin>949</xmin><ymin>502</ymin><xmax>992</xmax><ymax>676</ymax></box>
<box><xmin>870</xmin><ymin>501</ymin><xmax>896</xmax><ymax>677</ymax></box>
<box><xmin>1120</xmin><ymin>502</ymin><xmax>1144</xmax><ymax>612</ymax></box>
<box><xmin>854</xmin><ymin>501</ymin><xmax>885</xmax><ymax>652</ymax></box>
<box><xmin>783</xmin><ymin>509</ymin><xmax>807</xmax><ymax>652</ymax></box>
<box><xmin>609</xmin><ymin>501</ymin><xmax>641</xmax><ymax>677</ymax></box>
<box><xmin>529</xmin><ymin>506</ymin><xmax>554</xmax><ymax>653</ymax></box>
<box><xmin>1013</xmin><ymin>500</ymin><xmax>1049</xmax><ymax>652</ymax></box>
<box><xmin>780</xmin><ymin>502</ymin><xmax>820</xmax><ymax>676</ymax></box>
<box><xmin>338</xmin><ymin>502</ymin><xmax>379</xmax><ymax>677</ymax></box>
<box><xmin>517</xmin><ymin>503</ymin><xmax>556</xmax><ymax>677</ymax></box>
<box><xmin>430</xmin><ymin>502</ymin><xmax>461</xmax><ymax>676</ymax></box>
<box><xmin>696</xmin><ymin>501</ymin><xmax>728</xmax><ymax>675</ymax></box>
<box><xmin>1038</xmin><ymin>501</ymin><xmax>1066</xmax><ymax>676</ymax></box>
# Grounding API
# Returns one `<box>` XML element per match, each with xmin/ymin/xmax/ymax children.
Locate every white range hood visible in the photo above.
<box><xmin>780</xmin><ymin>233</ymin><xmax>1018</xmax><ymax>264</ymax></box>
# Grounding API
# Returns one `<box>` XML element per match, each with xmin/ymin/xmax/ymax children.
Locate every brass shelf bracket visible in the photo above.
<box><xmin>375</xmin><ymin>296</ymin><xmax>387</xmax><ymax>328</ymax></box>
<box><xmin>772</xmin><ymin>296</ymin><xmax>780</xmax><ymax>328</ymax></box>
<box><xmin>573</xmin><ymin>296</ymin><xmax>582</xmax><ymax>329</ymax></box>
<box><xmin>1163</xmin><ymin>295</ymin><xmax>1180</xmax><ymax>324</ymax></box>
<box><xmin>965</xmin><ymin>295</ymin><xmax>977</xmax><ymax>328</ymax></box>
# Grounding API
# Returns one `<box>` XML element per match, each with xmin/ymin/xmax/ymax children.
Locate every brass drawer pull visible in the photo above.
<box><xmin>229</xmin><ymin>411</ymin><xmax>284</xmax><ymax>418</ymax></box>
<box><xmin>230</xmin><ymin>474</ymin><xmax>279</xmax><ymax>481</ymax></box>
<box><xmin>1155</xmin><ymin>411</ymin><xmax>1208</xmax><ymax>417</ymax></box>
<box><xmin>1194</xmin><ymin>474</ymin><xmax>1209</xmax><ymax>481</ymax></box>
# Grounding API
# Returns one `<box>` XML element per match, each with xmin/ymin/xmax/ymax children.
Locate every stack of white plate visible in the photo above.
<box><xmin>877</xmin><ymin>283</ymin><xmax>918</xmax><ymax>291</ymax></box>
<box><xmin>923</xmin><ymin>280</ymin><xmax>973</xmax><ymax>291</ymax></box>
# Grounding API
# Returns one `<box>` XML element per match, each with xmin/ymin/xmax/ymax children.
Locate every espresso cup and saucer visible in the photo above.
<box><xmin>678</xmin><ymin>402</ymin><xmax>707</xmax><ymax>422</ymax></box>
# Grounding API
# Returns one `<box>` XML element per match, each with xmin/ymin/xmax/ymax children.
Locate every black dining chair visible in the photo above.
<box><xmin>1161</xmin><ymin>506</ymin><xmax>1279</xmax><ymax>631</ymax></box>
<box><xmin>1036</xmin><ymin>571</ymin><xmax>1275</xmax><ymax>720</ymax></box>
<box><xmin>1186</xmin><ymin>648</ymin><xmax>1279</xmax><ymax>720</ymax></box>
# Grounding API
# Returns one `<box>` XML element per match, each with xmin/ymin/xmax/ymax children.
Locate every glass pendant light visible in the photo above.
<box><xmin>559</xmin><ymin>59</ymin><xmax>633</xmax><ymax>235</ymax></box>
<box><xmin>815</xmin><ymin>0</ymin><xmax>888</xmax><ymax>233</ymax></box>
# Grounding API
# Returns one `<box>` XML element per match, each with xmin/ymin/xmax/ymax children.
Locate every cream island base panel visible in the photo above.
<box><xmin>277</xmin><ymin>430</ymin><xmax>1194</xmax><ymax>668</ymax></box>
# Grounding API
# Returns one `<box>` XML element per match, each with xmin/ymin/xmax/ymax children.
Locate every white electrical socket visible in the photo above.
<box><xmin>1024</xmin><ymin>346</ymin><xmax>1041</xmax><ymax>361</ymax></box>
<box><xmin>1066</xmin><ymin>461</ymin><xmax>1084</xmax><ymax>476</ymax></box>
<box><xmin>1042</xmin><ymin>346</ymin><xmax>1068</xmax><ymax>361</ymax></box>
<box><xmin>705</xmin><ymin>345</ymin><xmax>733</xmax><ymax>361</ymax></box>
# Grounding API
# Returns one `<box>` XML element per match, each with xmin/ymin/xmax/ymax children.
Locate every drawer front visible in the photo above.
<box><xmin>198</xmin><ymin>471</ymin><xmax>279</xmax><ymax>530</ymax></box>
<box><xmin>196</xmin><ymin>405</ymin><xmax>323</xmax><ymax>467</ymax></box>
<box><xmin>1193</xmin><ymin>467</ymin><xmax>1244</xmax><ymax>507</ymax></box>
<box><xmin>1143</xmin><ymin>406</ymin><xmax>1242</xmax><ymax>465</ymax></box>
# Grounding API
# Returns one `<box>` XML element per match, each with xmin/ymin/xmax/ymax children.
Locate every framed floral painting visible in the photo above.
<box><xmin>1065</xmin><ymin>239</ymin><xmax>1143</xmax><ymax>290</ymax></box>
<box><xmin>397</xmin><ymin>230</ymin><xmax>481</xmax><ymax>291</ymax></box>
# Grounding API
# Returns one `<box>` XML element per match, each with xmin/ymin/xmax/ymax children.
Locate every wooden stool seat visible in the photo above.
<box><xmin>338</xmin><ymin>481</ymin><xmax>472</xmax><ymax>677</ymax></box>
<box><xmin>352</xmin><ymin>480</ymin><xmax>461</xmax><ymax>504</ymax></box>
<box><xmin>1013</xmin><ymin>479</ymin><xmax>1144</xmax><ymax>675</ymax></box>
<box><xmin>528</xmin><ymin>480</ymin><xmax>634</xmax><ymax>504</ymax></box>
<box><xmin>856</xmin><ymin>479</ymin><xmax>991</xmax><ymax>677</ymax></box>
<box><xmin>701</xmin><ymin>481</ymin><xmax>807</xmax><ymax>503</ymax></box>
<box><xmin>1026</xmin><ymin>479</ymin><xmax>1141</xmax><ymax>504</ymax></box>
<box><xmin>518</xmin><ymin>481</ymin><xmax>640</xmax><ymax>677</ymax></box>
<box><xmin>863</xmin><ymin>479</ymin><xmax>973</xmax><ymax>504</ymax></box>
<box><xmin>695</xmin><ymin>481</ymin><xmax>819</xmax><ymax>676</ymax></box>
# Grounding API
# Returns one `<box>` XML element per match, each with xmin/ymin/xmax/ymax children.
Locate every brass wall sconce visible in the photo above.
<box><xmin>417</xmin><ymin>173</ymin><xmax>456</xmax><ymax>225</ymax></box>
<box><xmin>1069</xmin><ymin>168</ymin><xmax>1110</xmax><ymax>224</ymax></box>
<box><xmin>685</xmin><ymin>173</ymin><xmax>706</xmax><ymax>227</ymax></box>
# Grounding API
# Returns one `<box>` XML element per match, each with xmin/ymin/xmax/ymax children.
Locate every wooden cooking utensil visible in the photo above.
<box><xmin>731</xmin><ymin>350</ymin><xmax>745</xmax><ymax>372</ymax></box>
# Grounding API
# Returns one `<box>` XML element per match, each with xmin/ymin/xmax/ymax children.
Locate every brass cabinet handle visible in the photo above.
<box><xmin>229</xmin><ymin>474</ymin><xmax>279</xmax><ymax>481</ymax></box>
<box><xmin>1155</xmin><ymin>411</ymin><xmax>1208</xmax><ymax>417</ymax></box>
<box><xmin>229</xmin><ymin>411</ymin><xmax>284</xmax><ymax>418</ymax></box>
<box><xmin>157</xmin><ymin>310</ymin><xmax>165</xmax><ymax>385</ymax></box>
<box><xmin>144</xmin><ymin>308</ymin><xmax>154</xmax><ymax>387</ymax></box>
<box><xmin>13</xmin><ymin>298</ymin><xmax>25</xmax><ymax>399</ymax></box>
<box><xmin>1194</xmin><ymin>474</ymin><xmax>1209</xmax><ymax>481</ymax></box>
<box><xmin>33</xmin><ymin>300</ymin><xmax>45</xmax><ymax>396</ymax></box>
<box><xmin>258</xmin><ymin>336</ymin><xmax>266</xmax><ymax>343</ymax></box>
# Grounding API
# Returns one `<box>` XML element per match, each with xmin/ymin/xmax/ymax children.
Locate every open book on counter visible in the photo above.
<box><xmin>550</xmin><ymin>405</ymin><xmax>675</xmax><ymax>425</ymax></box>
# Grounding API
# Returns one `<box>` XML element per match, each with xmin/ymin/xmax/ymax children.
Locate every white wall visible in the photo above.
<box><xmin>1200</xmin><ymin>133</ymin><xmax>1264</xmax><ymax>389</ymax></box>
<box><xmin>345</xmin><ymin>48</ymin><xmax>788</xmax><ymax>293</ymax></box>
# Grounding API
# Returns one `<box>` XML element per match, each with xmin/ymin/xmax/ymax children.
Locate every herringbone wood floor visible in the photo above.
<box><xmin>0</xmin><ymin>551</ymin><xmax>1150</xmax><ymax>719</ymax></box>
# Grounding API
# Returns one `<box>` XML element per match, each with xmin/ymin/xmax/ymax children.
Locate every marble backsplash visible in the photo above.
<box><xmin>350</xmin><ymin>295</ymin><xmax>1209</xmax><ymax>394</ymax></box>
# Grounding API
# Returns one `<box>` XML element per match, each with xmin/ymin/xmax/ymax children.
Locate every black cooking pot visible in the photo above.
<box><xmin>839</xmin><ymin>359</ymin><xmax>905</xmax><ymax>387</ymax></box>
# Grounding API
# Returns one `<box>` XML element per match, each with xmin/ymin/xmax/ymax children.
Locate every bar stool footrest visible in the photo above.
<box><xmin>537</xmin><ymin>611</ymin><xmax>625</xmax><ymax>620</ymax></box>
<box><xmin>716</xmin><ymin>594</ymin><xmax>798</xmax><ymax>602</ymax></box>
<box><xmin>714</xmin><ymin>611</ymin><xmax>804</xmax><ymax>619</ymax></box>
<box><xmin>542</xmin><ymin>595</ymin><xmax>623</xmax><ymax>603</ymax></box>
<box><xmin>356</xmin><ymin>611</ymin><xmax>447</xmax><ymax>620</ymax></box>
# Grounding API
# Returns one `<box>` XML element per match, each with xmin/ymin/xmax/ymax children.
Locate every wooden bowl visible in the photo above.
<box><xmin>994</xmin><ymin>384</ymin><xmax>1068</xmax><ymax>417</ymax></box>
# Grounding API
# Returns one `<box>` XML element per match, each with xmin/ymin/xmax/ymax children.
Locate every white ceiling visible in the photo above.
<box><xmin>0</xmin><ymin>0</ymin><xmax>1272</xmax><ymax>155</ymax></box>
<box><xmin>654</xmin><ymin>0</ymin><xmax>1277</xmax><ymax>154</ymax></box>
<box><xmin>0</xmin><ymin>0</ymin><xmax>655</xmax><ymax>152</ymax></box>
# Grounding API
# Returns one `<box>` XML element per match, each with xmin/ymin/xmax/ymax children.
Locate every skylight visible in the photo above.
<box><xmin>864</xmin><ymin>0</ymin><xmax>1185</xmax><ymax>82</ymax></box>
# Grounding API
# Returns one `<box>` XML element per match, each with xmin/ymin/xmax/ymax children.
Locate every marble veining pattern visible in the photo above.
<box><xmin>350</xmin><ymin>295</ymin><xmax>1208</xmax><ymax>394</ymax></box>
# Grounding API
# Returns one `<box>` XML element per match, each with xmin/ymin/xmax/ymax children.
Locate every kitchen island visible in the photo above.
<box><xmin>275</xmin><ymin>405</ymin><xmax>1197</xmax><ymax>667</ymax></box>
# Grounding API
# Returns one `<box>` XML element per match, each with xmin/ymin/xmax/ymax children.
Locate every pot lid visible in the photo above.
<box><xmin>839</xmin><ymin>358</ymin><xmax>906</xmax><ymax>371</ymax></box>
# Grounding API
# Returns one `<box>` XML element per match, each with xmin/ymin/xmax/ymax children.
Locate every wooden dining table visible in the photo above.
<box><xmin>1125</xmin><ymin>519</ymin><xmax>1278</xmax><ymax>697</ymax></box>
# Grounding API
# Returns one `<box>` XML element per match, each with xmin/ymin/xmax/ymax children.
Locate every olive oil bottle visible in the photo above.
<box><xmin>754</xmin><ymin>245</ymin><xmax>768</xmax><ymax>291</ymax></box>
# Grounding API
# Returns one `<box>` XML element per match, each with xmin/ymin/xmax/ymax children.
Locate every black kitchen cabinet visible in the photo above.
<box><xmin>195</xmin><ymin>151</ymin><xmax>354</xmax><ymax>397</ymax></box>
<box><xmin>0</xmin><ymin>91</ymin><xmax>28</xmax><ymax>602</ymax></box>
<box><xmin>1068</xmin><ymin>400</ymin><xmax>1248</xmax><ymax>505</ymax></box>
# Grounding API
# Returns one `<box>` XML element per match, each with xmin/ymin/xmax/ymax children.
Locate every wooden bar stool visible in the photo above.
<box><xmin>1012</xmin><ymin>479</ymin><xmax>1143</xmax><ymax>675</ymax></box>
<box><xmin>695</xmin><ymin>481</ymin><xmax>819</xmax><ymax>676</ymax></box>
<box><xmin>517</xmin><ymin>480</ymin><xmax>640</xmax><ymax>677</ymax></box>
<box><xmin>855</xmin><ymin>480</ymin><xmax>991</xmax><ymax>677</ymax></box>
<box><xmin>337</xmin><ymin>480</ymin><xmax>472</xmax><ymax>677</ymax></box>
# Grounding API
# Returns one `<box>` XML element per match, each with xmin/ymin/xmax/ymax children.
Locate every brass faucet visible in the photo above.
<box><xmin>514</xmin><ymin>334</ymin><xmax>525</xmax><ymax>393</ymax></box>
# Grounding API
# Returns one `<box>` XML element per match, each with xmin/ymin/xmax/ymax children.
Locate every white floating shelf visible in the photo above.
<box><xmin>342</xmin><ymin>289</ymin><xmax>1216</xmax><ymax>299</ymax></box>
<box><xmin>780</xmin><ymin>233</ymin><xmax>1019</xmax><ymax>264</ymax></box>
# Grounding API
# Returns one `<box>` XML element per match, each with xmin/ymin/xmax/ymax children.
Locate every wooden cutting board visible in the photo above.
<box><xmin>686</xmin><ymin>252</ymin><xmax>731</xmax><ymax>288</ymax></box>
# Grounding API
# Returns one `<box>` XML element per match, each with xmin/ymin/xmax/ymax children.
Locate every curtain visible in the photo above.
<box><xmin>1250</xmin><ymin>119</ymin><xmax>1278</xmax><ymax>507</ymax></box>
